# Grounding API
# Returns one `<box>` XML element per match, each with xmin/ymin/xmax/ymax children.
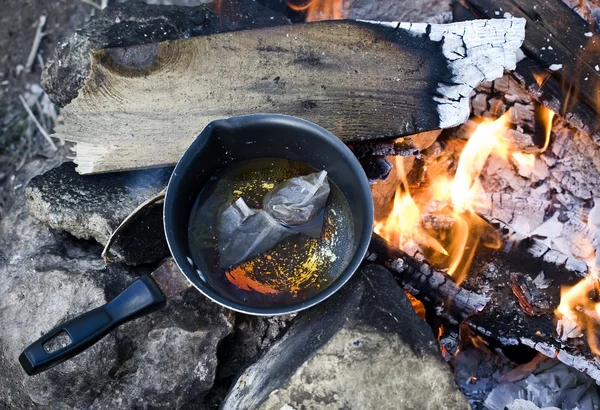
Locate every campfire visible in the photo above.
<box><xmin>288</xmin><ymin>0</ymin><xmax>600</xmax><ymax>405</ymax></box>
<box><xmin>373</xmin><ymin>115</ymin><xmax>513</xmax><ymax>285</ymax></box>
<box><xmin>5</xmin><ymin>0</ymin><xmax>600</xmax><ymax>408</ymax></box>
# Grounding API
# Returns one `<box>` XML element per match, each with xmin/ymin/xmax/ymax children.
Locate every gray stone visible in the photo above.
<box><xmin>26</xmin><ymin>162</ymin><xmax>171</xmax><ymax>265</ymax></box>
<box><xmin>217</xmin><ymin>314</ymin><xmax>296</xmax><ymax>381</ymax></box>
<box><xmin>42</xmin><ymin>0</ymin><xmax>290</xmax><ymax>107</ymax></box>
<box><xmin>0</xmin><ymin>159</ymin><xmax>233</xmax><ymax>409</ymax></box>
<box><xmin>222</xmin><ymin>264</ymin><xmax>470</xmax><ymax>410</ymax></box>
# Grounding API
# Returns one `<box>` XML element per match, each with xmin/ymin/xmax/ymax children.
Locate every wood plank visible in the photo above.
<box><xmin>52</xmin><ymin>18</ymin><xmax>525</xmax><ymax>173</ymax></box>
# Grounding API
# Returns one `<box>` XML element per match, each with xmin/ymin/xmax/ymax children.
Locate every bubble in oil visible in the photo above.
<box><xmin>188</xmin><ymin>158</ymin><xmax>355</xmax><ymax>308</ymax></box>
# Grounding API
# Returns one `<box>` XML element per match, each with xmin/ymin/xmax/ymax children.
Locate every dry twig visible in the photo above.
<box><xmin>19</xmin><ymin>95</ymin><xmax>57</xmax><ymax>152</ymax></box>
<box><xmin>36</xmin><ymin>54</ymin><xmax>44</xmax><ymax>71</ymax></box>
<box><xmin>80</xmin><ymin>0</ymin><xmax>108</xmax><ymax>10</ymax></box>
<box><xmin>25</xmin><ymin>15</ymin><xmax>47</xmax><ymax>73</ymax></box>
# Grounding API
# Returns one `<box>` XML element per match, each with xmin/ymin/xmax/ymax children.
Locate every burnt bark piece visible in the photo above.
<box><xmin>360</xmin><ymin>156</ymin><xmax>393</xmax><ymax>182</ymax></box>
<box><xmin>26</xmin><ymin>162</ymin><xmax>171</xmax><ymax>265</ymax></box>
<box><xmin>455</xmin><ymin>0</ymin><xmax>600</xmax><ymax>144</ymax></box>
<box><xmin>368</xmin><ymin>234</ymin><xmax>489</xmax><ymax>320</ymax></box>
<box><xmin>42</xmin><ymin>0</ymin><xmax>290</xmax><ymax>108</ymax></box>
<box><xmin>52</xmin><ymin>18</ymin><xmax>524</xmax><ymax>174</ymax></box>
<box><xmin>349</xmin><ymin>139</ymin><xmax>419</xmax><ymax>159</ymax></box>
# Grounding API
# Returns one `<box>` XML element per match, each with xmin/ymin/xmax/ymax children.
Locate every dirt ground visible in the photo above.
<box><xmin>0</xmin><ymin>0</ymin><xmax>92</xmax><ymax>117</ymax></box>
<box><xmin>0</xmin><ymin>0</ymin><xmax>95</xmax><ymax>215</ymax></box>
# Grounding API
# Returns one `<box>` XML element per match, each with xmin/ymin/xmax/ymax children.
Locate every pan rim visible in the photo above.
<box><xmin>163</xmin><ymin>113</ymin><xmax>374</xmax><ymax>316</ymax></box>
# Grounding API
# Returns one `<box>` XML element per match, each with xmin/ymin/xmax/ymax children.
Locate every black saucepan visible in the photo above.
<box><xmin>19</xmin><ymin>114</ymin><xmax>374</xmax><ymax>375</ymax></box>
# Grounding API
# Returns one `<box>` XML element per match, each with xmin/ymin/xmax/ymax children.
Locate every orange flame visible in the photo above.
<box><xmin>287</xmin><ymin>0</ymin><xmax>348</xmax><ymax>21</ymax></box>
<box><xmin>533</xmin><ymin>72</ymin><xmax>550</xmax><ymax>88</ymax></box>
<box><xmin>451</xmin><ymin>115</ymin><xmax>509</xmax><ymax>211</ymax></box>
<box><xmin>556</xmin><ymin>270</ymin><xmax>600</xmax><ymax>355</ymax></box>
<box><xmin>374</xmin><ymin>157</ymin><xmax>449</xmax><ymax>256</ymax></box>
<box><xmin>539</xmin><ymin>106</ymin><xmax>555</xmax><ymax>153</ymax></box>
<box><xmin>375</xmin><ymin>114</ymin><xmax>510</xmax><ymax>285</ymax></box>
<box><xmin>405</xmin><ymin>291</ymin><xmax>426</xmax><ymax>320</ymax></box>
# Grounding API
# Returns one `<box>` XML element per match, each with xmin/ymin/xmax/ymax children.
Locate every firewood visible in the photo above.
<box><xmin>462</xmin><ymin>218</ymin><xmax>600</xmax><ymax>383</ymax></box>
<box><xmin>455</xmin><ymin>0</ymin><xmax>600</xmax><ymax>146</ymax></box>
<box><xmin>51</xmin><ymin>18</ymin><xmax>525</xmax><ymax>174</ymax></box>
<box><xmin>368</xmin><ymin>233</ymin><xmax>489</xmax><ymax>320</ymax></box>
<box><xmin>370</xmin><ymin>212</ymin><xmax>600</xmax><ymax>382</ymax></box>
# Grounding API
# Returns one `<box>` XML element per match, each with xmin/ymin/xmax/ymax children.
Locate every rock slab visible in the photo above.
<box><xmin>0</xmin><ymin>158</ymin><xmax>234</xmax><ymax>409</ymax></box>
<box><xmin>222</xmin><ymin>264</ymin><xmax>470</xmax><ymax>410</ymax></box>
<box><xmin>26</xmin><ymin>162</ymin><xmax>171</xmax><ymax>265</ymax></box>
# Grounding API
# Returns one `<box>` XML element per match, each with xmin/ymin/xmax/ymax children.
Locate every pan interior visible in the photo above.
<box><xmin>187</xmin><ymin>157</ymin><xmax>355</xmax><ymax>308</ymax></box>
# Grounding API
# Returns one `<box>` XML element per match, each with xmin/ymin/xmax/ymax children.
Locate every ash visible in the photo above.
<box><xmin>451</xmin><ymin>345</ymin><xmax>600</xmax><ymax>410</ymax></box>
<box><xmin>424</xmin><ymin>73</ymin><xmax>600</xmax><ymax>409</ymax></box>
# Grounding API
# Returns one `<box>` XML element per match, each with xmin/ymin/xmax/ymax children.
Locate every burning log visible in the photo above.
<box><xmin>374</xmin><ymin>208</ymin><xmax>600</xmax><ymax>382</ymax></box>
<box><xmin>48</xmin><ymin>16</ymin><xmax>525</xmax><ymax>173</ymax></box>
<box><xmin>370</xmin><ymin>208</ymin><xmax>600</xmax><ymax>382</ymax></box>
<box><xmin>368</xmin><ymin>233</ymin><xmax>489</xmax><ymax>321</ymax></box>
<box><xmin>456</xmin><ymin>218</ymin><xmax>600</xmax><ymax>384</ymax></box>
<box><xmin>455</xmin><ymin>0</ymin><xmax>600</xmax><ymax>146</ymax></box>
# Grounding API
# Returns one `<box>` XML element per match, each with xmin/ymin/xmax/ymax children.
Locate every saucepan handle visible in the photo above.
<box><xmin>19</xmin><ymin>274</ymin><xmax>166</xmax><ymax>376</ymax></box>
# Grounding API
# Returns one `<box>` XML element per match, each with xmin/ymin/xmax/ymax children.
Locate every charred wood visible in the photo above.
<box><xmin>370</xmin><ymin>211</ymin><xmax>600</xmax><ymax>382</ymax></box>
<box><xmin>509</xmin><ymin>272</ymin><xmax>552</xmax><ymax>317</ymax></box>
<box><xmin>455</xmin><ymin>0</ymin><xmax>600</xmax><ymax>146</ymax></box>
<box><xmin>458</xmin><ymin>218</ymin><xmax>600</xmax><ymax>383</ymax></box>
<box><xmin>349</xmin><ymin>139</ymin><xmax>419</xmax><ymax>160</ymax></box>
<box><xmin>368</xmin><ymin>233</ymin><xmax>489</xmax><ymax>321</ymax></box>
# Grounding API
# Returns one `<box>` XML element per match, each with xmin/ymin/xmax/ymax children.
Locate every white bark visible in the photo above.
<box><xmin>363</xmin><ymin>18</ymin><xmax>526</xmax><ymax>128</ymax></box>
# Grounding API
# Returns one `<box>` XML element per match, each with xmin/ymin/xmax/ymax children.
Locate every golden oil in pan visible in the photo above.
<box><xmin>188</xmin><ymin>158</ymin><xmax>355</xmax><ymax>308</ymax></box>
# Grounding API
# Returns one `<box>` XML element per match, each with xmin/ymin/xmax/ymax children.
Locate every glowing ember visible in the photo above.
<box><xmin>532</xmin><ymin>72</ymin><xmax>551</xmax><ymax>88</ymax></box>
<box><xmin>287</xmin><ymin>0</ymin><xmax>348</xmax><ymax>21</ymax></box>
<box><xmin>405</xmin><ymin>291</ymin><xmax>426</xmax><ymax>320</ymax></box>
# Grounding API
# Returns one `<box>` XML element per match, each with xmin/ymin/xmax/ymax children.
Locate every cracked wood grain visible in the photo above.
<box><xmin>52</xmin><ymin>19</ymin><xmax>524</xmax><ymax>174</ymax></box>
